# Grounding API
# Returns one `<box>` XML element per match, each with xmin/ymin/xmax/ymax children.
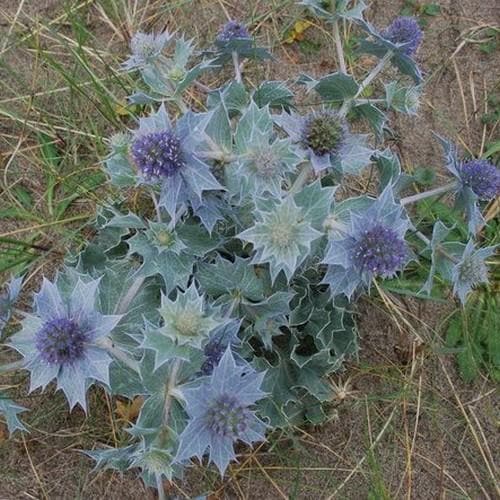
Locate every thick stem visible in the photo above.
<box><xmin>156</xmin><ymin>473</ymin><xmax>166</xmax><ymax>500</ymax></box>
<box><xmin>150</xmin><ymin>188</ymin><xmax>162</xmax><ymax>223</ymax></box>
<box><xmin>115</xmin><ymin>276</ymin><xmax>146</xmax><ymax>315</ymax></box>
<box><xmin>232</xmin><ymin>51</ymin><xmax>242</xmax><ymax>83</ymax></box>
<box><xmin>332</xmin><ymin>20</ymin><xmax>347</xmax><ymax>74</ymax></box>
<box><xmin>400</xmin><ymin>181</ymin><xmax>458</xmax><ymax>206</ymax></box>
<box><xmin>289</xmin><ymin>162</ymin><xmax>312</xmax><ymax>194</ymax></box>
<box><xmin>340</xmin><ymin>50</ymin><xmax>393</xmax><ymax>117</ymax></box>
<box><xmin>97</xmin><ymin>338</ymin><xmax>140</xmax><ymax>373</ymax></box>
<box><xmin>162</xmin><ymin>358</ymin><xmax>182</xmax><ymax>426</ymax></box>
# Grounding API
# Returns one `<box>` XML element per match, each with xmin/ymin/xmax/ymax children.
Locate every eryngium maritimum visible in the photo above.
<box><xmin>123</xmin><ymin>31</ymin><xmax>171</xmax><ymax>70</ymax></box>
<box><xmin>131</xmin><ymin>130</ymin><xmax>185</xmax><ymax>178</ymax></box>
<box><xmin>301</xmin><ymin>111</ymin><xmax>346</xmax><ymax>157</ymax></box>
<box><xmin>459</xmin><ymin>159</ymin><xmax>500</xmax><ymax>201</ymax></box>
<box><xmin>216</xmin><ymin>20</ymin><xmax>251</xmax><ymax>42</ymax></box>
<box><xmin>352</xmin><ymin>224</ymin><xmax>408</xmax><ymax>277</ymax></box>
<box><xmin>175</xmin><ymin>348</ymin><xmax>267</xmax><ymax>475</ymax></box>
<box><xmin>382</xmin><ymin>16</ymin><xmax>423</xmax><ymax>56</ymax></box>
<box><xmin>451</xmin><ymin>240</ymin><xmax>497</xmax><ymax>304</ymax></box>
<box><xmin>323</xmin><ymin>186</ymin><xmax>411</xmax><ymax>298</ymax></box>
<box><xmin>8</xmin><ymin>276</ymin><xmax>121</xmax><ymax>411</ymax></box>
<box><xmin>130</xmin><ymin>104</ymin><xmax>222</xmax><ymax>218</ymax></box>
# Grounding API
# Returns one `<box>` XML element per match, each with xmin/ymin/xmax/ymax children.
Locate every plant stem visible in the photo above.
<box><xmin>156</xmin><ymin>473</ymin><xmax>166</xmax><ymax>500</ymax></box>
<box><xmin>332</xmin><ymin>20</ymin><xmax>347</xmax><ymax>74</ymax></box>
<box><xmin>162</xmin><ymin>358</ymin><xmax>182</xmax><ymax>426</ymax></box>
<box><xmin>289</xmin><ymin>162</ymin><xmax>312</xmax><ymax>194</ymax></box>
<box><xmin>115</xmin><ymin>276</ymin><xmax>146</xmax><ymax>315</ymax></box>
<box><xmin>340</xmin><ymin>50</ymin><xmax>393</xmax><ymax>116</ymax></box>
<box><xmin>150</xmin><ymin>188</ymin><xmax>162</xmax><ymax>223</ymax></box>
<box><xmin>98</xmin><ymin>338</ymin><xmax>141</xmax><ymax>373</ymax></box>
<box><xmin>400</xmin><ymin>181</ymin><xmax>458</xmax><ymax>206</ymax></box>
<box><xmin>232</xmin><ymin>51</ymin><xmax>242</xmax><ymax>83</ymax></box>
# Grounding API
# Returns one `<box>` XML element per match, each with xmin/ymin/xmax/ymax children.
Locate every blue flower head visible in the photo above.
<box><xmin>323</xmin><ymin>186</ymin><xmax>411</xmax><ymax>298</ymax></box>
<box><xmin>381</xmin><ymin>17</ymin><xmax>423</xmax><ymax>57</ymax></box>
<box><xmin>217</xmin><ymin>20</ymin><xmax>251</xmax><ymax>42</ymax></box>
<box><xmin>275</xmin><ymin>109</ymin><xmax>372</xmax><ymax>174</ymax></box>
<box><xmin>458</xmin><ymin>159</ymin><xmax>500</xmax><ymax>201</ymax></box>
<box><xmin>437</xmin><ymin>135</ymin><xmax>499</xmax><ymax>234</ymax></box>
<box><xmin>451</xmin><ymin>240</ymin><xmax>497</xmax><ymax>304</ymax></box>
<box><xmin>175</xmin><ymin>348</ymin><xmax>267</xmax><ymax>475</ymax></box>
<box><xmin>8</xmin><ymin>276</ymin><xmax>121</xmax><ymax>411</ymax></box>
<box><xmin>123</xmin><ymin>31</ymin><xmax>172</xmax><ymax>70</ymax></box>
<box><xmin>131</xmin><ymin>104</ymin><xmax>223</xmax><ymax>219</ymax></box>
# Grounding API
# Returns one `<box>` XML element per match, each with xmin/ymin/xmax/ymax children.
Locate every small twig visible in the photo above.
<box><xmin>232</xmin><ymin>51</ymin><xmax>242</xmax><ymax>83</ymax></box>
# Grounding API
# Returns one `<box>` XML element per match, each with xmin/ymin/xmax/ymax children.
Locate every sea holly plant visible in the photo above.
<box><xmin>1</xmin><ymin>6</ymin><xmax>498</xmax><ymax>496</ymax></box>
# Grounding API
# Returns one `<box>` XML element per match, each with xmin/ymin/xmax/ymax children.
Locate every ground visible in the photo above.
<box><xmin>0</xmin><ymin>0</ymin><xmax>498</xmax><ymax>498</ymax></box>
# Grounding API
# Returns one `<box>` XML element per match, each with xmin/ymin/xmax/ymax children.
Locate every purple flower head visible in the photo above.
<box><xmin>130</xmin><ymin>104</ymin><xmax>223</xmax><ymax>219</ymax></box>
<box><xmin>382</xmin><ymin>16</ymin><xmax>423</xmax><ymax>56</ymax></box>
<box><xmin>323</xmin><ymin>186</ymin><xmax>411</xmax><ymax>298</ymax></box>
<box><xmin>459</xmin><ymin>159</ymin><xmax>500</xmax><ymax>201</ymax></box>
<box><xmin>131</xmin><ymin>130</ymin><xmax>185</xmax><ymax>179</ymax></box>
<box><xmin>351</xmin><ymin>223</ymin><xmax>408</xmax><ymax>278</ymax></box>
<box><xmin>301</xmin><ymin>110</ymin><xmax>346</xmax><ymax>157</ymax></box>
<box><xmin>217</xmin><ymin>20</ymin><xmax>251</xmax><ymax>42</ymax></box>
<box><xmin>35</xmin><ymin>317</ymin><xmax>88</xmax><ymax>365</ymax></box>
<box><xmin>175</xmin><ymin>348</ymin><xmax>267</xmax><ymax>475</ymax></box>
<box><xmin>8</xmin><ymin>275</ymin><xmax>122</xmax><ymax>411</ymax></box>
<box><xmin>205</xmin><ymin>394</ymin><xmax>252</xmax><ymax>439</ymax></box>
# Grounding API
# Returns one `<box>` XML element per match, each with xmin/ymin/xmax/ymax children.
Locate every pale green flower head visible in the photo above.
<box><xmin>238</xmin><ymin>196</ymin><xmax>322</xmax><ymax>282</ymax></box>
<box><xmin>158</xmin><ymin>283</ymin><xmax>219</xmax><ymax>348</ymax></box>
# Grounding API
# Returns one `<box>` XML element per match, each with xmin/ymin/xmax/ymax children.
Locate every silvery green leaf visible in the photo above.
<box><xmin>352</xmin><ymin>102</ymin><xmax>386</xmax><ymax>138</ymax></box>
<box><xmin>334</xmin><ymin>133</ymin><xmax>373</xmax><ymax>174</ymax></box>
<box><xmin>294</xmin><ymin>179</ymin><xmax>337</xmax><ymax>230</ymax></box>
<box><xmin>85</xmin><ymin>445</ymin><xmax>137</xmax><ymax>472</ymax></box>
<box><xmin>207</xmin><ymin>81</ymin><xmax>249</xmax><ymax>116</ymax></box>
<box><xmin>174</xmin><ymin>59</ymin><xmax>215</xmax><ymax>97</ymax></box>
<box><xmin>373</xmin><ymin>148</ymin><xmax>413</xmax><ymax>192</ymax></box>
<box><xmin>197</xmin><ymin>256</ymin><xmax>265</xmax><ymax>302</ymax></box>
<box><xmin>104</xmin><ymin>211</ymin><xmax>146</xmax><ymax>230</ymax></box>
<box><xmin>142</xmin><ymin>322</ymin><xmax>193</xmax><ymax>369</ymax></box>
<box><xmin>306</xmin><ymin>72</ymin><xmax>360</xmax><ymax>105</ymax></box>
<box><xmin>252</xmin><ymin>81</ymin><xmax>294</xmax><ymax>111</ymax></box>
<box><xmin>421</xmin><ymin>220</ymin><xmax>453</xmax><ymax>294</ymax></box>
<box><xmin>205</xmin><ymin>102</ymin><xmax>232</xmax><ymax>153</ymax></box>
<box><xmin>385</xmin><ymin>82</ymin><xmax>421</xmax><ymax>114</ymax></box>
<box><xmin>235</xmin><ymin>101</ymin><xmax>274</xmax><ymax>153</ymax></box>
<box><xmin>105</xmin><ymin>153</ymin><xmax>136</xmax><ymax>187</ymax></box>
<box><xmin>0</xmin><ymin>396</ymin><xmax>27</xmax><ymax>434</ymax></box>
<box><xmin>127</xmin><ymin>91</ymin><xmax>161</xmax><ymax>105</ymax></box>
<box><xmin>109</xmin><ymin>360</ymin><xmax>145</xmax><ymax>398</ymax></box>
<box><xmin>96</xmin><ymin>261</ymin><xmax>160</xmax><ymax>347</ymax></box>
